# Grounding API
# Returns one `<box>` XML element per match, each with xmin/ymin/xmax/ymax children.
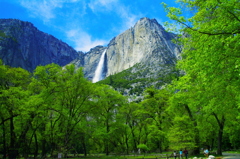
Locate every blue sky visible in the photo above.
<box><xmin>0</xmin><ymin>0</ymin><xmax>180</xmax><ymax>52</ymax></box>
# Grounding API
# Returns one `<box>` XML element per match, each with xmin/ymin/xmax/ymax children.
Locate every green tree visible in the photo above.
<box><xmin>29</xmin><ymin>63</ymin><xmax>63</xmax><ymax>157</ymax></box>
<box><xmin>30</xmin><ymin>64</ymin><xmax>96</xmax><ymax>157</ymax></box>
<box><xmin>0</xmin><ymin>61</ymin><xmax>31</xmax><ymax>158</ymax></box>
<box><xmin>163</xmin><ymin>0</ymin><xmax>240</xmax><ymax>155</ymax></box>
<box><xmin>91</xmin><ymin>84</ymin><xmax>127</xmax><ymax>155</ymax></box>
<box><xmin>119</xmin><ymin>102</ymin><xmax>142</xmax><ymax>154</ymax></box>
<box><xmin>57</xmin><ymin>65</ymin><xmax>95</xmax><ymax>157</ymax></box>
<box><xmin>167</xmin><ymin>115</ymin><xmax>196</xmax><ymax>150</ymax></box>
<box><xmin>140</xmin><ymin>87</ymin><xmax>171</xmax><ymax>152</ymax></box>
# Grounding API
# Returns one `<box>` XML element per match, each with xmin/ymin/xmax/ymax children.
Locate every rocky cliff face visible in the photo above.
<box><xmin>0</xmin><ymin>19</ymin><xmax>82</xmax><ymax>72</ymax></box>
<box><xmin>81</xmin><ymin>17</ymin><xmax>181</xmax><ymax>81</ymax></box>
<box><xmin>0</xmin><ymin>18</ymin><xmax>181</xmax><ymax>83</ymax></box>
<box><xmin>70</xmin><ymin>45</ymin><xmax>107</xmax><ymax>80</ymax></box>
<box><xmin>105</xmin><ymin>17</ymin><xmax>181</xmax><ymax>76</ymax></box>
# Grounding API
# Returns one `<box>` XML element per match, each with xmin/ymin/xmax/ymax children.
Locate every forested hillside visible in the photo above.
<box><xmin>98</xmin><ymin>62</ymin><xmax>181</xmax><ymax>102</ymax></box>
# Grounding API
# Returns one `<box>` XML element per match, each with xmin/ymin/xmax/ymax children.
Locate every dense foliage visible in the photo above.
<box><xmin>0</xmin><ymin>62</ymin><xmax>173</xmax><ymax>158</ymax></box>
<box><xmin>98</xmin><ymin>62</ymin><xmax>181</xmax><ymax>101</ymax></box>
<box><xmin>163</xmin><ymin>0</ymin><xmax>240</xmax><ymax>155</ymax></box>
<box><xmin>0</xmin><ymin>0</ymin><xmax>240</xmax><ymax>158</ymax></box>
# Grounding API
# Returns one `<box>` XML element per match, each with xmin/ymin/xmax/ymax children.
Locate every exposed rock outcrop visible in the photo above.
<box><xmin>105</xmin><ymin>17</ymin><xmax>181</xmax><ymax>76</ymax></box>
<box><xmin>81</xmin><ymin>17</ymin><xmax>181</xmax><ymax>81</ymax></box>
<box><xmin>0</xmin><ymin>19</ymin><xmax>82</xmax><ymax>72</ymax></box>
<box><xmin>70</xmin><ymin>45</ymin><xmax>107</xmax><ymax>80</ymax></box>
<box><xmin>0</xmin><ymin>18</ymin><xmax>181</xmax><ymax>84</ymax></box>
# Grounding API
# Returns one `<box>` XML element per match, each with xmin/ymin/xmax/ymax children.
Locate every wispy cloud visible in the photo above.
<box><xmin>88</xmin><ymin>0</ymin><xmax>141</xmax><ymax>32</ymax></box>
<box><xmin>19</xmin><ymin>0</ymin><xmax>86</xmax><ymax>22</ymax></box>
<box><xmin>88</xmin><ymin>0</ymin><xmax>118</xmax><ymax>12</ymax></box>
<box><xmin>117</xmin><ymin>6</ymin><xmax>140</xmax><ymax>31</ymax></box>
<box><xmin>18</xmin><ymin>0</ymin><xmax>142</xmax><ymax>52</ymax></box>
<box><xmin>20</xmin><ymin>0</ymin><xmax>64</xmax><ymax>22</ymax></box>
<box><xmin>66</xmin><ymin>29</ymin><xmax>108</xmax><ymax>52</ymax></box>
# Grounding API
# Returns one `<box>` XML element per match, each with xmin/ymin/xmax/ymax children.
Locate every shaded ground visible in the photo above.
<box><xmin>223</xmin><ymin>153</ymin><xmax>240</xmax><ymax>159</ymax></box>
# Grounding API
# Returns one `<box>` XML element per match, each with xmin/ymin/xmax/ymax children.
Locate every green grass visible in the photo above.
<box><xmin>46</xmin><ymin>157</ymin><xmax>153</xmax><ymax>159</ymax></box>
<box><xmin>43</xmin><ymin>153</ymin><xmax>170</xmax><ymax>159</ymax></box>
<box><xmin>21</xmin><ymin>151</ymin><xmax>230</xmax><ymax>159</ymax></box>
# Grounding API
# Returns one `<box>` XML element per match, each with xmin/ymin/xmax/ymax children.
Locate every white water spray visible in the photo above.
<box><xmin>92</xmin><ymin>49</ymin><xmax>107</xmax><ymax>83</ymax></box>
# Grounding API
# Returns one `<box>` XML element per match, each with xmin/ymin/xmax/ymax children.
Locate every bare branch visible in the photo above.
<box><xmin>177</xmin><ymin>19</ymin><xmax>240</xmax><ymax>35</ymax></box>
<box><xmin>0</xmin><ymin>114</ymin><xmax>19</xmax><ymax>125</ymax></box>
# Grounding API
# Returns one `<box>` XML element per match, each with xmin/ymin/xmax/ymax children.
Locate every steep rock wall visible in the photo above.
<box><xmin>0</xmin><ymin>19</ymin><xmax>82</xmax><ymax>72</ymax></box>
<box><xmin>81</xmin><ymin>46</ymin><xmax>106</xmax><ymax>80</ymax></box>
<box><xmin>105</xmin><ymin>17</ymin><xmax>181</xmax><ymax>76</ymax></box>
<box><xmin>0</xmin><ymin>18</ymin><xmax>181</xmax><ymax>82</ymax></box>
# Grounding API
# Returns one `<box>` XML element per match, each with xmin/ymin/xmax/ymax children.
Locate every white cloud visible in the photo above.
<box><xmin>117</xmin><ymin>7</ymin><xmax>140</xmax><ymax>30</ymax></box>
<box><xmin>18</xmin><ymin>0</ymin><xmax>141</xmax><ymax>52</ymax></box>
<box><xmin>19</xmin><ymin>0</ymin><xmax>86</xmax><ymax>22</ymax></box>
<box><xmin>20</xmin><ymin>0</ymin><xmax>63</xmax><ymax>22</ymax></box>
<box><xmin>66</xmin><ymin>29</ymin><xmax>108</xmax><ymax>52</ymax></box>
<box><xmin>88</xmin><ymin>0</ymin><xmax>118</xmax><ymax>12</ymax></box>
<box><xmin>88</xmin><ymin>0</ymin><xmax>141</xmax><ymax>33</ymax></box>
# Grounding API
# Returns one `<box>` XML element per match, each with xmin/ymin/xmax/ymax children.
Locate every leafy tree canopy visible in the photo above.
<box><xmin>163</xmin><ymin>0</ymin><xmax>240</xmax><ymax>155</ymax></box>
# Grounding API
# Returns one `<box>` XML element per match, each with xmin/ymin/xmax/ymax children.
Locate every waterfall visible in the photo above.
<box><xmin>92</xmin><ymin>49</ymin><xmax>107</xmax><ymax>83</ymax></box>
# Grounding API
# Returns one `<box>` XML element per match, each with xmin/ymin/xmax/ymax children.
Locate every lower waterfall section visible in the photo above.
<box><xmin>92</xmin><ymin>49</ymin><xmax>107</xmax><ymax>83</ymax></box>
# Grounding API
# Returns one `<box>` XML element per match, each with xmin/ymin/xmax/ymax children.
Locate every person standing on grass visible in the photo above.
<box><xmin>204</xmin><ymin>148</ymin><xmax>209</xmax><ymax>157</ymax></box>
<box><xmin>183</xmin><ymin>148</ymin><xmax>188</xmax><ymax>159</ymax></box>
<box><xmin>179</xmin><ymin>150</ymin><xmax>183</xmax><ymax>158</ymax></box>
<box><xmin>173</xmin><ymin>151</ymin><xmax>177</xmax><ymax>159</ymax></box>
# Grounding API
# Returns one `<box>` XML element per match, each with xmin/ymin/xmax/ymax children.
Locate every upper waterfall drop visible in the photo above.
<box><xmin>92</xmin><ymin>49</ymin><xmax>107</xmax><ymax>83</ymax></box>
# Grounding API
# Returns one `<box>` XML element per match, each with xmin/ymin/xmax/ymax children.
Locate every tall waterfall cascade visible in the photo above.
<box><xmin>92</xmin><ymin>49</ymin><xmax>107</xmax><ymax>83</ymax></box>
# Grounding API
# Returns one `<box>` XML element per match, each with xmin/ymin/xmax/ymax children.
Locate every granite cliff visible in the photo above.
<box><xmin>0</xmin><ymin>18</ymin><xmax>181</xmax><ymax>84</ymax></box>
<box><xmin>106</xmin><ymin>17</ymin><xmax>180</xmax><ymax>76</ymax></box>
<box><xmin>81</xmin><ymin>17</ymin><xmax>181</xmax><ymax>81</ymax></box>
<box><xmin>70</xmin><ymin>45</ymin><xmax>107</xmax><ymax>80</ymax></box>
<box><xmin>0</xmin><ymin>19</ymin><xmax>82</xmax><ymax>72</ymax></box>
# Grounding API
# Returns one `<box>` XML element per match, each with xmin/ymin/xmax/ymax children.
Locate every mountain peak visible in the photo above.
<box><xmin>139</xmin><ymin>17</ymin><xmax>157</xmax><ymax>23</ymax></box>
<box><xmin>103</xmin><ymin>17</ymin><xmax>180</xmax><ymax>77</ymax></box>
<box><xmin>0</xmin><ymin>19</ymin><xmax>35</xmax><ymax>30</ymax></box>
<box><xmin>135</xmin><ymin>17</ymin><xmax>164</xmax><ymax>31</ymax></box>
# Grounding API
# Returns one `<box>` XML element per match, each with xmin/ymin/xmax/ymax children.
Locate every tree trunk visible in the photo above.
<box><xmin>16</xmin><ymin>123</ymin><xmax>30</xmax><ymax>158</ymax></box>
<box><xmin>125</xmin><ymin>135</ymin><xmax>129</xmax><ymax>155</ymax></box>
<box><xmin>211</xmin><ymin>138</ymin><xmax>215</xmax><ymax>151</ymax></box>
<box><xmin>158</xmin><ymin>140</ymin><xmax>162</xmax><ymax>153</ymax></box>
<box><xmin>41</xmin><ymin>139</ymin><xmax>47</xmax><ymax>158</ymax></box>
<box><xmin>2</xmin><ymin>119</ymin><xmax>7</xmax><ymax>159</ymax></box>
<box><xmin>82</xmin><ymin>135</ymin><xmax>87</xmax><ymax>157</ymax></box>
<box><xmin>106</xmin><ymin>119</ymin><xmax>109</xmax><ymax>156</ymax></box>
<box><xmin>217</xmin><ymin>121</ymin><xmax>224</xmax><ymax>155</ymax></box>
<box><xmin>213</xmin><ymin>113</ymin><xmax>225</xmax><ymax>156</ymax></box>
<box><xmin>9</xmin><ymin>115</ymin><xmax>18</xmax><ymax>159</ymax></box>
<box><xmin>34</xmin><ymin>133</ymin><xmax>38</xmax><ymax>159</ymax></box>
<box><xmin>193</xmin><ymin>129</ymin><xmax>200</xmax><ymax>154</ymax></box>
<box><xmin>184</xmin><ymin>104</ymin><xmax>200</xmax><ymax>154</ymax></box>
<box><xmin>130</xmin><ymin>123</ymin><xmax>137</xmax><ymax>151</ymax></box>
